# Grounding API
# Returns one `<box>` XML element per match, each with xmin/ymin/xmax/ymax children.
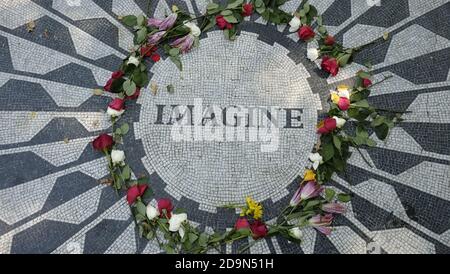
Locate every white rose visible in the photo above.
<box><xmin>168</xmin><ymin>213</ymin><xmax>188</xmax><ymax>232</ymax></box>
<box><xmin>111</xmin><ymin>150</ymin><xmax>125</xmax><ymax>165</ymax></box>
<box><xmin>333</xmin><ymin>116</ymin><xmax>346</xmax><ymax>128</ymax></box>
<box><xmin>307</xmin><ymin>48</ymin><xmax>319</xmax><ymax>61</ymax></box>
<box><xmin>289</xmin><ymin>16</ymin><xmax>301</xmax><ymax>32</ymax></box>
<box><xmin>106</xmin><ymin>107</ymin><xmax>125</xmax><ymax>117</ymax></box>
<box><xmin>146</xmin><ymin>205</ymin><xmax>159</xmax><ymax>220</ymax></box>
<box><xmin>127</xmin><ymin>56</ymin><xmax>140</xmax><ymax>67</ymax></box>
<box><xmin>309</xmin><ymin>152</ymin><xmax>323</xmax><ymax>170</ymax></box>
<box><xmin>337</xmin><ymin>88</ymin><xmax>350</xmax><ymax>99</ymax></box>
<box><xmin>184</xmin><ymin>21</ymin><xmax>201</xmax><ymax>37</ymax></box>
<box><xmin>289</xmin><ymin>227</ymin><xmax>303</xmax><ymax>240</ymax></box>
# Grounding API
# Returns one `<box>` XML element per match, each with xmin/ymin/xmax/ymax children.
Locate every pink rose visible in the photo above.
<box><xmin>337</xmin><ymin>97</ymin><xmax>350</xmax><ymax>111</ymax></box>
<box><xmin>234</xmin><ymin>217</ymin><xmax>250</xmax><ymax>230</ymax></box>
<box><xmin>127</xmin><ymin>184</ymin><xmax>148</xmax><ymax>205</ymax></box>
<box><xmin>317</xmin><ymin>117</ymin><xmax>337</xmax><ymax>134</ymax></box>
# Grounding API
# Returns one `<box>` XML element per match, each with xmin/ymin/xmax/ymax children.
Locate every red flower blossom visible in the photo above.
<box><xmin>321</xmin><ymin>56</ymin><xmax>339</xmax><ymax>76</ymax></box>
<box><xmin>92</xmin><ymin>134</ymin><xmax>114</xmax><ymax>151</ymax></box>
<box><xmin>216</xmin><ymin>15</ymin><xmax>233</xmax><ymax>30</ymax></box>
<box><xmin>324</xmin><ymin>35</ymin><xmax>335</xmax><ymax>46</ymax></box>
<box><xmin>362</xmin><ymin>78</ymin><xmax>372</xmax><ymax>88</ymax></box>
<box><xmin>157</xmin><ymin>198</ymin><xmax>174</xmax><ymax>218</ymax></box>
<box><xmin>250</xmin><ymin>220</ymin><xmax>268</xmax><ymax>239</ymax></box>
<box><xmin>317</xmin><ymin>117</ymin><xmax>337</xmax><ymax>134</ymax></box>
<box><xmin>151</xmin><ymin>53</ymin><xmax>161</xmax><ymax>62</ymax></box>
<box><xmin>126</xmin><ymin>184</ymin><xmax>148</xmax><ymax>205</ymax></box>
<box><xmin>298</xmin><ymin>25</ymin><xmax>315</xmax><ymax>41</ymax></box>
<box><xmin>108</xmin><ymin>98</ymin><xmax>125</xmax><ymax>111</ymax></box>
<box><xmin>235</xmin><ymin>217</ymin><xmax>250</xmax><ymax>230</ymax></box>
<box><xmin>111</xmin><ymin>70</ymin><xmax>124</xmax><ymax>79</ymax></box>
<box><xmin>140</xmin><ymin>45</ymin><xmax>156</xmax><ymax>57</ymax></box>
<box><xmin>337</xmin><ymin>97</ymin><xmax>350</xmax><ymax>111</ymax></box>
<box><xmin>242</xmin><ymin>3</ymin><xmax>253</xmax><ymax>17</ymax></box>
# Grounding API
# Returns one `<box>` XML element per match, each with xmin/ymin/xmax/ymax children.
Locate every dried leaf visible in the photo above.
<box><xmin>92</xmin><ymin>120</ymin><xmax>100</xmax><ymax>128</ymax></box>
<box><xmin>150</xmin><ymin>81</ymin><xmax>158</xmax><ymax>95</ymax></box>
<box><xmin>99</xmin><ymin>178</ymin><xmax>113</xmax><ymax>186</ymax></box>
<box><xmin>382</xmin><ymin>32</ymin><xmax>389</xmax><ymax>41</ymax></box>
<box><xmin>30</xmin><ymin>112</ymin><xmax>37</xmax><ymax>119</ymax></box>
<box><xmin>63</xmin><ymin>138</ymin><xmax>70</xmax><ymax>144</ymax></box>
<box><xmin>93</xmin><ymin>88</ymin><xmax>104</xmax><ymax>96</ymax></box>
<box><xmin>167</xmin><ymin>84</ymin><xmax>175</xmax><ymax>93</ymax></box>
<box><xmin>26</xmin><ymin>21</ymin><xmax>36</xmax><ymax>32</ymax></box>
<box><xmin>43</xmin><ymin>29</ymin><xmax>50</xmax><ymax>38</ymax></box>
<box><xmin>314</xmin><ymin>139</ymin><xmax>321</xmax><ymax>151</ymax></box>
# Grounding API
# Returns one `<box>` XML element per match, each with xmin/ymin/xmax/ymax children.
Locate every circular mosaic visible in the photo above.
<box><xmin>136</xmin><ymin>31</ymin><xmax>321</xmax><ymax>211</ymax></box>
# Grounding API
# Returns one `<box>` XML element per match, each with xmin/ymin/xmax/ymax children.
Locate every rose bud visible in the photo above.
<box><xmin>92</xmin><ymin>134</ymin><xmax>114</xmax><ymax>151</ymax></box>
<box><xmin>151</xmin><ymin>53</ymin><xmax>161</xmax><ymax>62</ymax></box>
<box><xmin>235</xmin><ymin>217</ymin><xmax>250</xmax><ymax>230</ymax></box>
<box><xmin>337</xmin><ymin>97</ymin><xmax>350</xmax><ymax>111</ymax></box>
<box><xmin>146</xmin><ymin>205</ymin><xmax>159</xmax><ymax>220</ymax></box>
<box><xmin>242</xmin><ymin>3</ymin><xmax>253</xmax><ymax>17</ymax></box>
<box><xmin>289</xmin><ymin>227</ymin><xmax>303</xmax><ymax>240</ymax></box>
<box><xmin>317</xmin><ymin>117</ymin><xmax>337</xmax><ymax>134</ymax></box>
<box><xmin>157</xmin><ymin>198</ymin><xmax>174</xmax><ymax>218</ymax></box>
<box><xmin>103</xmin><ymin>78</ymin><xmax>113</xmax><ymax>92</ymax></box>
<box><xmin>250</xmin><ymin>220</ymin><xmax>268</xmax><ymax>240</ymax></box>
<box><xmin>126</xmin><ymin>184</ymin><xmax>148</xmax><ymax>205</ymax></box>
<box><xmin>216</xmin><ymin>15</ymin><xmax>228</xmax><ymax>30</ymax></box>
<box><xmin>298</xmin><ymin>25</ymin><xmax>315</xmax><ymax>41</ymax></box>
<box><xmin>321</xmin><ymin>56</ymin><xmax>339</xmax><ymax>76</ymax></box>
<box><xmin>106</xmin><ymin>98</ymin><xmax>125</xmax><ymax>117</ymax></box>
<box><xmin>324</xmin><ymin>35</ymin><xmax>335</xmax><ymax>46</ymax></box>
<box><xmin>362</xmin><ymin>78</ymin><xmax>372</xmax><ymax>88</ymax></box>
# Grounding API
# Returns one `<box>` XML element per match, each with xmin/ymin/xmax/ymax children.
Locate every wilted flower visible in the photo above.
<box><xmin>170</xmin><ymin>34</ymin><xmax>195</xmax><ymax>54</ymax></box>
<box><xmin>322</xmin><ymin>203</ymin><xmax>346</xmax><ymax>214</ymax></box>
<box><xmin>148</xmin><ymin>13</ymin><xmax>177</xmax><ymax>30</ymax></box>
<box><xmin>148</xmin><ymin>31</ymin><xmax>166</xmax><ymax>45</ymax></box>
<box><xmin>290</xmin><ymin>181</ymin><xmax>324</xmax><ymax>206</ymax></box>
<box><xmin>308</xmin><ymin>214</ymin><xmax>334</xmax><ymax>235</ymax></box>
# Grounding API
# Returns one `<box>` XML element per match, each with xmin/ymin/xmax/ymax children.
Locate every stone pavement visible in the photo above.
<box><xmin>0</xmin><ymin>0</ymin><xmax>449</xmax><ymax>254</ymax></box>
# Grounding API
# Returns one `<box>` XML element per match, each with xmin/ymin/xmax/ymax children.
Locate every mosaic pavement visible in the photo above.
<box><xmin>0</xmin><ymin>0</ymin><xmax>449</xmax><ymax>254</ymax></box>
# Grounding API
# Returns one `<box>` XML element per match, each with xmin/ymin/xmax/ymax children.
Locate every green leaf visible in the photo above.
<box><xmin>357</xmin><ymin>70</ymin><xmax>371</xmax><ymax>79</ymax></box>
<box><xmin>198</xmin><ymin>233</ymin><xmax>208</xmax><ymax>247</ymax></box>
<box><xmin>374</xmin><ymin>123</ymin><xmax>389</xmax><ymax>140</ymax></box>
<box><xmin>337</xmin><ymin>193</ymin><xmax>352</xmax><ymax>203</ymax></box>
<box><xmin>136</xmin><ymin>27</ymin><xmax>147</xmax><ymax>44</ymax></box>
<box><xmin>303</xmin><ymin>200</ymin><xmax>321</xmax><ymax>211</ymax></box>
<box><xmin>351</xmin><ymin>99</ymin><xmax>370</xmax><ymax>109</ymax></box>
<box><xmin>371</xmin><ymin>115</ymin><xmax>385</xmax><ymax>127</ymax></box>
<box><xmin>120</xmin><ymin>123</ymin><xmax>130</xmax><ymax>135</ymax></box>
<box><xmin>325</xmin><ymin>188</ymin><xmax>336</xmax><ymax>202</ymax></box>
<box><xmin>333</xmin><ymin>135</ymin><xmax>341</xmax><ymax>152</ymax></box>
<box><xmin>169</xmin><ymin>56</ymin><xmax>183</xmax><ymax>71</ymax></box>
<box><xmin>321</xmin><ymin>142</ymin><xmax>335</xmax><ymax>162</ymax></box>
<box><xmin>146</xmin><ymin>230</ymin><xmax>155</xmax><ymax>240</ymax></box>
<box><xmin>122</xmin><ymin>165</ymin><xmax>131</xmax><ymax>180</ymax></box>
<box><xmin>221</xmin><ymin>10</ymin><xmax>233</xmax><ymax>16</ymax></box>
<box><xmin>141</xmin><ymin>187</ymin><xmax>154</xmax><ymax>201</ymax></box>
<box><xmin>188</xmin><ymin>233</ymin><xmax>199</xmax><ymax>244</ymax></box>
<box><xmin>122</xmin><ymin>15</ymin><xmax>137</xmax><ymax>27</ymax></box>
<box><xmin>136</xmin><ymin>15</ymin><xmax>146</xmax><ymax>26</ymax></box>
<box><xmin>255</xmin><ymin>0</ymin><xmax>264</xmax><ymax>8</ymax></box>
<box><xmin>227</xmin><ymin>0</ymin><xmax>244</xmax><ymax>9</ymax></box>
<box><xmin>338</xmin><ymin>53</ymin><xmax>352</xmax><ymax>67</ymax></box>
<box><xmin>206</xmin><ymin>3</ymin><xmax>220</xmax><ymax>11</ymax></box>
<box><xmin>168</xmin><ymin>47</ymin><xmax>180</xmax><ymax>57</ymax></box>
<box><xmin>136</xmin><ymin>201</ymin><xmax>147</xmax><ymax>216</ymax></box>
<box><xmin>132</xmin><ymin>70</ymin><xmax>148</xmax><ymax>87</ymax></box>
<box><xmin>123</xmin><ymin>79</ymin><xmax>137</xmax><ymax>96</ymax></box>
<box><xmin>224</xmin><ymin>15</ymin><xmax>238</xmax><ymax>23</ymax></box>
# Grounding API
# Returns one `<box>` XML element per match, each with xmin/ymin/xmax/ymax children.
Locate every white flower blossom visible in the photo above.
<box><xmin>309</xmin><ymin>153</ymin><xmax>323</xmax><ymax>170</ymax></box>
<box><xmin>127</xmin><ymin>56</ymin><xmax>140</xmax><ymax>67</ymax></box>
<box><xmin>169</xmin><ymin>213</ymin><xmax>188</xmax><ymax>232</ymax></box>
<box><xmin>289</xmin><ymin>227</ymin><xmax>303</xmax><ymax>240</ymax></box>
<box><xmin>333</xmin><ymin>116</ymin><xmax>346</xmax><ymax>128</ymax></box>
<box><xmin>307</xmin><ymin>48</ymin><xmax>320</xmax><ymax>61</ymax></box>
<box><xmin>146</xmin><ymin>205</ymin><xmax>159</xmax><ymax>220</ymax></box>
<box><xmin>289</xmin><ymin>16</ymin><xmax>301</xmax><ymax>32</ymax></box>
<box><xmin>111</xmin><ymin>150</ymin><xmax>125</xmax><ymax>166</ymax></box>
<box><xmin>184</xmin><ymin>21</ymin><xmax>201</xmax><ymax>37</ymax></box>
<box><xmin>106</xmin><ymin>107</ymin><xmax>125</xmax><ymax>117</ymax></box>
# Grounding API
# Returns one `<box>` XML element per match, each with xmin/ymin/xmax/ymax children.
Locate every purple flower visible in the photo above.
<box><xmin>322</xmin><ymin>203</ymin><xmax>346</xmax><ymax>214</ymax></box>
<box><xmin>289</xmin><ymin>181</ymin><xmax>324</xmax><ymax>206</ymax></box>
<box><xmin>148</xmin><ymin>13</ymin><xmax>178</xmax><ymax>31</ymax></box>
<box><xmin>148</xmin><ymin>31</ymin><xmax>166</xmax><ymax>45</ymax></box>
<box><xmin>309</xmin><ymin>214</ymin><xmax>334</xmax><ymax>235</ymax></box>
<box><xmin>170</xmin><ymin>34</ymin><xmax>195</xmax><ymax>54</ymax></box>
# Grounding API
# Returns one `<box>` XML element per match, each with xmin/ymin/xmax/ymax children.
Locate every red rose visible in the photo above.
<box><xmin>111</xmin><ymin>70</ymin><xmax>124</xmax><ymax>79</ymax></box>
<box><xmin>298</xmin><ymin>25</ymin><xmax>315</xmax><ymax>41</ymax></box>
<box><xmin>140</xmin><ymin>45</ymin><xmax>156</xmax><ymax>57</ymax></box>
<box><xmin>92</xmin><ymin>134</ymin><xmax>114</xmax><ymax>151</ymax></box>
<box><xmin>235</xmin><ymin>217</ymin><xmax>250</xmax><ymax>230</ymax></box>
<box><xmin>317</xmin><ymin>117</ymin><xmax>337</xmax><ymax>134</ymax></box>
<box><xmin>127</xmin><ymin>184</ymin><xmax>148</xmax><ymax>205</ymax></box>
<box><xmin>321</xmin><ymin>56</ymin><xmax>339</xmax><ymax>76</ymax></box>
<box><xmin>108</xmin><ymin>98</ymin><xmax>125</xmax><ymax>111</ymax></box>
<box><xmin>337</xmin><ymin>97</ymin><xmax>350</xmax><ymax>111</ymax></box>
<box><xmin>216</xmin><ymin>15</ymin><xmax>232</xmax><ymax>30</ymax></box>
<box><xmin>324</xmin><ymin>35</ymin><xmax>335</xmax><ymax>46</ymax></box>
<box><xmin>250</xmin><ymin>220</ymin><xmax>268</xmax><ymax>240</ymax></box>
<box><xmin>151</xmin><ymin>53</ymin><xmax>161</xmax><ymax>62</ymax></box>
<box><xmin>362</xmin><ymin>78</ymin><xmax>372</xmax><ymax>88</ymax></box>
<box><xmin>157</xmin><ymin>198</ymin><xmax>174</xmax><ymax>218</ymax></box>
<box><xmin>104</xmin><ymin>78</ymin><xmax>113</xmax><ymax>92</ymax></box>
<box><xmin>126</xmin><ymin>87</ymin><xmax>141</xmax><ymax>100</ymax></box>
<box><xmin>242</xmin><ymin>3</ymin><xmax>253</xmax><ymax>17</ymax></box>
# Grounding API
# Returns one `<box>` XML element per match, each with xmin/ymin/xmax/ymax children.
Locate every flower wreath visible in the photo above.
<box><xmin>92</xmin><ymin>0</ymin><xmax>400</xmax><ymax>254</ymax></box>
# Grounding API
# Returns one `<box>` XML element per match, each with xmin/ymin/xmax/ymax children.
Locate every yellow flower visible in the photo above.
<box><xmin>303</xmin><ymin>169</ymin><xmax>316</xmax><ymax>182</ymax></box>
<box><xmin>245</xmin><ymin>197</ymin><xmax>263</xmax><ymax>220</ymax></box>
<box><xmin>330</xmin><ymin>91</ymin><xmax>340</xmax><ymax>104</ymax></box>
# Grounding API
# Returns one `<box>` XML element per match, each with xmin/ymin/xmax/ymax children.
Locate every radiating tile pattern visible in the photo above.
<box><xmin>0</xmin><ymin>0</ymin><xmax>449</xmax><ymax>254</ymax></box>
